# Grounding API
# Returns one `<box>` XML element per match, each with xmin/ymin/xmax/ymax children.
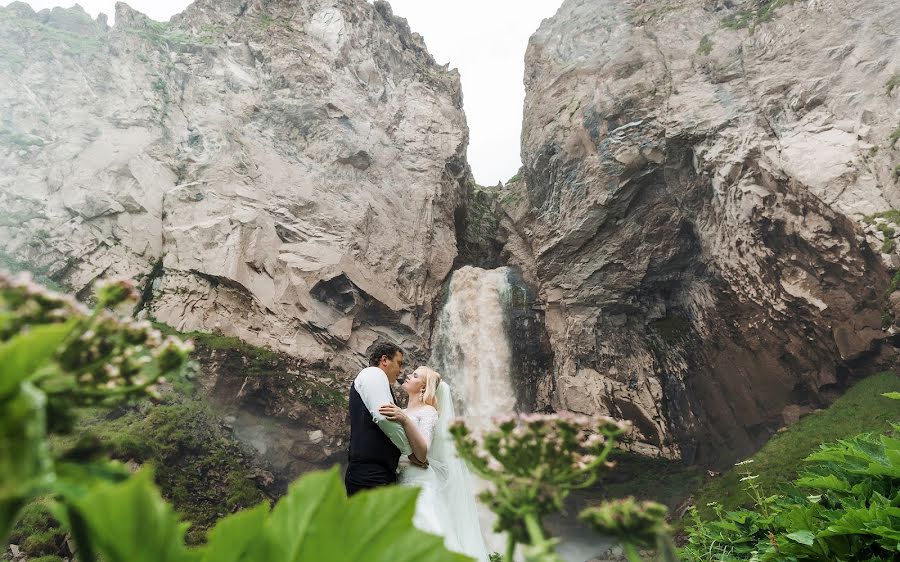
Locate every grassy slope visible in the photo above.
<box><xmin>692</xmin><ymin>371</ymin><xmax>900</xmax><ymax>517</ymax></box>
<box><xmin>593</xmin><ymin>372</ymin><xmax>900</xmax><ymax>523</ymax></box>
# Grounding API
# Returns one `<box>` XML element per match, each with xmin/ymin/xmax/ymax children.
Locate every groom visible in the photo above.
<box><xmin>345</xmin><ymin>341</ymin><xmax>425</xmax><ymax>496</ymax></box>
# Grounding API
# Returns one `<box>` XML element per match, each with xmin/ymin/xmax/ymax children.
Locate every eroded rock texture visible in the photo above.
<box><xmin>501</xmin><ymin>0</ymin><xmax>900</xmax><ymax>465</ymax></box>
<box><xmin>0</xmin><ymin>0</ymin><xmax>468</xmax><ymax>374</ymax></box>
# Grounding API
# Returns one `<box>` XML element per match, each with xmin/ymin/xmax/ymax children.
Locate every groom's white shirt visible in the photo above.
<box><xmin>354</xmin><ymin>366</ymin><xmax>412</xmax><ymax>456</ymax></box>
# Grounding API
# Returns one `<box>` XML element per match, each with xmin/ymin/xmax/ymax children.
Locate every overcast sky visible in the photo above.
<box><xmin>18</xmin><ymin>0</ymin><xmax>562</xmax><ymax>184</ymax></box>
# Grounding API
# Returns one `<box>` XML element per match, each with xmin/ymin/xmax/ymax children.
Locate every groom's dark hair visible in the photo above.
<box><xmin>368</xmin><ymin>341</ymin><xmax>402</xmax><ymax>367</ymax></box>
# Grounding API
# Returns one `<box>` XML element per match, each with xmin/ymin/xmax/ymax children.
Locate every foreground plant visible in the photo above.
<box><xmin>450</xmin><ymin>412</ymin><xmax>675</xmax><ymax>562</ymax></box>
<box><xmin>0</xmin><ymin>273</ymin><xmax>192</xmax><ymax>543</ymax></box>
<box><xmin>681</xmin><ymin>392</ymin><xmax>900</xmax><ymax>561</ymax></box>
<box><xmin>1</xmin><ymin>273</ymin><xmax>467</xmax><ymax>562</ymax></box>
<box><xmin>580</xmin><ymin>497</ymin><xmax>676</xmax><ymax>562</ymax></box>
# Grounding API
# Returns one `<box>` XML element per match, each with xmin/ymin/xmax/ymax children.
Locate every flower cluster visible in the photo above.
<box><xmin>0</xmin><ymin>273</ymin><xmax>193</xmax><ymax>424</ymax></box>
<box><xmin>0</xmin><ymin>273</ymin><xmax>88</xmax><ymax>342</ymax></box>
<box><xmin>579</xmin><ymin>497</ymin><xmax>670</xmax><ymax>549</ymax></box>
<box><xmin>449</xmin><ymin>412</ymin><xmax>631</xmax><ymax>545</ymax></box>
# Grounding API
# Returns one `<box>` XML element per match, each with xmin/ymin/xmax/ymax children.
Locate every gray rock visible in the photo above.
<box><xmin>0</xmin><ymin>0</ymin><xmax>469</xmax><ymax>373</ymax></box>
<box><xmin>504</xmin><ymin>0</ymin><xmax>899</xmax><ymax>465</ymax></box>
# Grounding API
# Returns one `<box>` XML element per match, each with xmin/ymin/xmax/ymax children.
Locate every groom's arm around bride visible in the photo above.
<box><xmin>344</xmin><ymin>341</ymin><xmax>417</xmax><ymax>496</ymax></box>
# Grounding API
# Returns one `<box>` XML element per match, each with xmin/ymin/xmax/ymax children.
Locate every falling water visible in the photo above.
<box><xmin>430</xmin><ymin>265</ymin><xmax>516</xmax><ymax>557</ymax></box>
<box><xmin>430</xmin><ymin>265</ymin><xmax>611</xmax><ymax>562</ymax></box>
<box><xmin>431</xmin><ymin>266</ymin><xmax>517</xmax><ymax>432</ymax></box>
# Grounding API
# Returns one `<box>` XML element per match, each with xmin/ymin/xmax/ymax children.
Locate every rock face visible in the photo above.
<box><xmin>0</xmin><ymin>0</ymin><xmax>468</xmax><ymax>373</ymax></box>
<box><xmin>503</xmin><ymin>0</ymin><xmax>900</xmax><ymax>465</ymax></box>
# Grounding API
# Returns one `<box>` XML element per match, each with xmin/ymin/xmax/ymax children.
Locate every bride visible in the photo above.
<box><xmin>378</xmin><ymin>367</ymin><xmax>489</xmax><ymax>561</ymax></box>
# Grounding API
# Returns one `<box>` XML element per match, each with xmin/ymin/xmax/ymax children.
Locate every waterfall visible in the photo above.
<box><xmin>429</xmin><ymin>265</ymin><xmax>611</xmax><ymax>562</ymax></box>
<box><xmin>430</xmin><ymin>265</ymin><xmax>516</xmax><ymax>557</ymax></box>
<box><xmin>430</xmin><ymin>266</ymin><xmax>517</xmax><ymax>431</ymax></box>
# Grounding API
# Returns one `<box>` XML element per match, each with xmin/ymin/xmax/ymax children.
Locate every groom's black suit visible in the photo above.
<box><xmin>345</xmin><ymin>384</ymin><xmax>401</xmax><ymax>495</ymax></box>
<box><xmin>345</xmin><ymin>367</ymin><xmax>411</xmax><ymax>496</ymax></box>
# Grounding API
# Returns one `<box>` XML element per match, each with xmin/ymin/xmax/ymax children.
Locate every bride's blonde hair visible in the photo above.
<box><xmin>419</xmin><ymin>366</ymin><xmax>442</xmax><ymax>409</ymax></box>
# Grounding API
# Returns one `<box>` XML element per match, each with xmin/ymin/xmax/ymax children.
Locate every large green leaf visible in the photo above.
<box><xmin>199</xmin><ymin>502</ymin><xmax>269</xmax><ymax>562</ymax></box>
<box><xmin>786</xmin><ymin>530</ymin><xmax>815</xmax><ymax>546</ymax></box>
<box><xmin>0</xmin><ymin>321</ymin><xmax>75</xmax><ymax>400</ymax></box>
<box><xmin>0</xmin><ymin>382</ymin><xmax>53</xmax><ymax>543</ymax></box>
<box><xmin>255</xmin><ymin>467</ymin><xmax>471</xmax><ymax>562</ymax></box>
<box><xmin>69</xmin><ymin>468</ymin><xmax>197</xmax><ymax>562</ymax></box>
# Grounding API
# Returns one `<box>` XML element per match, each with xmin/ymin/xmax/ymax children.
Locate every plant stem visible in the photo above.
<box><xmin>505</xmin><ymin>534</ymin><xmax>516</xmax><ymax>562</ymax></box>
<box><xmin>524</xmin><ymin>512</ymin><xmax>545</xmax><ymax>545</ymax></box>
<box><xmin>623</xmin><ymin>542</ymin><xmax>643</xmax><ymax>562</ymax></box>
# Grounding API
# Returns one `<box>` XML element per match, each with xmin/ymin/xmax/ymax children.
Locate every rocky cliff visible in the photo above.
<box><xmin>500</xmin><ymin>0</ymin><xmax>900</xmax><ymax>465</ymax></box>
<box><xmin>0</xmin><ymin>0</ymin><xmax>468</xmax><ymax>376</ymax></box>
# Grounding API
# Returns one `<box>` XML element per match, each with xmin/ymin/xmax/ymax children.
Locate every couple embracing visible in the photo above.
<box><xmin>345</xmin><ymin>341</ymin><xmax>488</xmax><ymax>560</ymax></box>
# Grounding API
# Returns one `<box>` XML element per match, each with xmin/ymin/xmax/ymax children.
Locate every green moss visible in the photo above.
<box><xmin>74</xmin><ymin>399</ymin><xmax>268</xmax><ymax>544</ymax></box>
<box><xmin>3</xmin><ymin>15</ymin><xmax>102</xmax><ymax>55</ymax></box>
<box><xmin>889</xmin><ymin>270</ymin><xmax>900</xmax><ymax>294</ymax></box>
<box><xmin>887</xmin><ymin>74</ymin><xmax>900</xmax><ymax>95</ymax></box>
<box><xmin>883</xmin><ymin>238</ymin><xmax>896</xmax><ymax>254</ymax></box>
<box><xmin>692</xmin><ymin>372</ymin><xmax>900</xmax><ymax>518</ymax></box>
<box><xmin>889</xmin><ymin>126</ymin><xmax>900</xmax><ymax>147</ymax></box>
<box><xmin>0</xmin><ymin>251</ymin><xmax>64</xmax><ymax>292</ymax></box>
<box><xmin>863</xmin><ymin>209</ymin><xmax>900</xmax><ymax>224</ymax></box>
<box><xmin>7</xmin><ymin>501</ymin><xmax>65</xmax><ymax>558</ymax></box>
<box><xmin>721</xmin><ymin>0</ymin><xmax>796</xmax><ymax>32</ymax></box>
<box><xmin>696</xmin><ymin>34</ymin><xmax>713</xmax><ymax>56</ymax></box>
<box><xmin>152</xmin><ymin>321</ymin><xmax>346</xmax><ymax>406</ymax></box>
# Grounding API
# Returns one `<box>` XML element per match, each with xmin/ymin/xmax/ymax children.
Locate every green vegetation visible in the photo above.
<box><xmin>863</xmin><ymin>209</ymin><xmax>900</xmax><ymax>225</ymax></box>
<box><xmin>0</xmin><ymin>251</ymin><xmax>63</xmax><ymax>292</ymax></box>
<box><xmin>722</xmin><ymin>0</ymin><xmax>797</xmax><ymax>32</ymax></box>
<box><xmin>152</xmin><ymin>321</ymin><xmax>346</xmax><ymax>406</ymax></box>
<box><xmin>3</xmin><ymin>14</ymin><xmax>103</xmax><ymax>55</ymax></box>
<box><xmin>889</xmin><ymin>126</ymin><xmax>900</xmax><ymax>147</ymax></box>
<box><xmin>599</xmin><ymin>452</ymin><xmax>705</xmax><ymax>511</ymax></box>
<box><xmin>70</xmin><ymin>399</ymin><xmax>268</xmax><ymax>545</ymax></box>
<box><xmin>894</xmin><ymin>164</ymin><xmax>900</xmax><ymax>181</ymax></box>
<box><xmin>258</xmin><ymin>12</ymin><xmax>294</xmax><ymax>31</ymax></box>
<box><xmin>6</xmin><ymin>501</ymin><xmax>65</xmax><ymax>558</ymax></box>
<box><xmin>682</xmin><ymin>390</ymin><xmax>900</xmax><ymax>560</ymax></box>
<box><xmin>887</xmin><ymin>74</ymin><xmax>900</xmax><ymax>95</ymax></box>
<box><xmin>153</xmin><ymin>322</ymin><xmax>277</xmax><ymax>369</ymax></box>
<box><xmin>1</xmin><ymin>275</ymin><xmax>464</xmax><ymax>562</ymax></box>
<box><xmin>505</xmin><ymin>168</ymin><xmax>524</xmax><ymax>185</ymax></box>
<box><xmin>696</xmin><ymin>35</ymin><xmax>713</xmax><ymax>56</ymax></box>
<box><xmin>124</xmin><ymin>20</ymin><xmax>192</xmax><ymax>49</ymax></box>
<box><xmin>692</xmin><ymin>372</ymin><xmax>900</xmax><ymax>516</ymax></box>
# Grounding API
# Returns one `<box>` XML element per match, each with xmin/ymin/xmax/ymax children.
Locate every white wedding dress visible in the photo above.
<box><xmin>397</xmin><ymin>383</ymin><xmax>489</xmax><ymax>561</ymax></box>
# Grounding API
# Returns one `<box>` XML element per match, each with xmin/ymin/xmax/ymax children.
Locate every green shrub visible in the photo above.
<box><xmin>889</xmin><ymin>126</ymin><xmax>900</xmax><ymax>147</ymax></box>
<box><xmin>682</xmin><ymin>391</ymin><xmax>900</xmax><ymax>561</ymax></box>
<box><xmin>887</xmin><ymin>75</ymin><xmax>900</xmax><ymax>95</ymax></box>
<box><xmin>696</xmin><ymin>35</ymin><xmax>713</xmax><ymax>56</ymax></box>
<box><xmin>721</xmin><ymin>0</ymin><xmax>796</xmax><ymax>32</ymax></box>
